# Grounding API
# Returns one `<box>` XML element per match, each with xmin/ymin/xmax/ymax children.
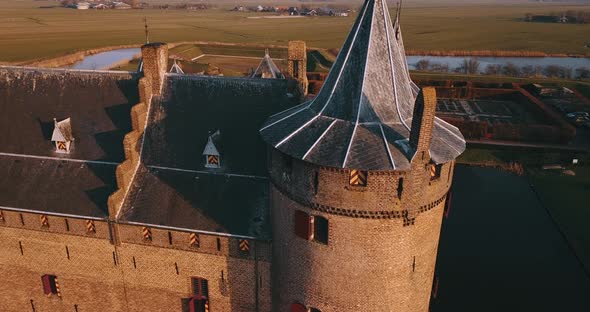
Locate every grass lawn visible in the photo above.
<box><xmin>1</xmin><ymin>0</ymin><xmax>590</xmax><ymax>62</ymax></box>
<box><xmin>529</xmin><ymin>166</ymin><xmax>590</xmax><ymax>273</ymax></box>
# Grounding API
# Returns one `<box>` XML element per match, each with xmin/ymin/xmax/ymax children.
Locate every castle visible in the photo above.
<box><xmin>0</xmin><ymin>1</ymin><xmax>465</xmax><ymax>311</ymax></box>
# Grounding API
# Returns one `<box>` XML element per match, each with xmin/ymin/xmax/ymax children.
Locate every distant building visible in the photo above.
<box><xmin>113</xmin><ymin>2</ymin><xmax>131</xmax><ymax>9</ymax></box>
<box><xmin>76</xmin><ymin>2</ymin><xmax>90</xmax><ymax>10</ymax></box>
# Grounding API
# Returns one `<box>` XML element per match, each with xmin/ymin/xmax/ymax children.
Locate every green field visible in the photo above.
<box><xmin>1</xmin><ymin>0</ymin><xmax>590</xmax><ymax>63</ymax></box>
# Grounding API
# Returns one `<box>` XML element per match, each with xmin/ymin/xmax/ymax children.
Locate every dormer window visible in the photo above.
<box><xmin>202</xmin><ymin>130</ymin><xmax>221</xmax><ymax>169</ymax></box>
<box><xmin>51</xmin><ymin>117</ymin><xmax>74</xmax><ymax>154</ymax></box>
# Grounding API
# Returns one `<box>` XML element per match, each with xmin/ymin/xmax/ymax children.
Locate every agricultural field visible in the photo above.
<box><xmin>1</xmin><ymin>0</ymin><xmax>590</xmax><ymax>63</ymax></box>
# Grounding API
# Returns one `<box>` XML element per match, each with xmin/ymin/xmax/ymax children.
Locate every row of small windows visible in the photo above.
<box><xmin>140</xmin><ymin>227</ymin><xmax>251</xmax><ymax>254</ymax></box>
<box><xmin>0</xmin><ymin>212</ymin><xmax>97</xmax><ymax>234</ymax></box>
<box><xmin>41</xmin><ymin>274</ymin><xmax>212</xmax><ymax>312</ymax></box>
<box><xmin>294</xmin><ymin>210</ymin><xmax>328</xmax><ymax>245</ymax></box>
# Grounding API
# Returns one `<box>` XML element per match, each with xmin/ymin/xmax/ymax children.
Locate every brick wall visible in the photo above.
<box><xmin>270</xmin><ymin>186</ymin><xmax>447</xmax><ymax>312</ymax></box>
<box><xmin>268</xmin><ymin>120</ymin><xmax>455</xmax><ymax>312</ymax></box>
<box><xmin>0</xmin><ymin>210</ymin><xmax>271</xmax><ymax>312</ymax></box>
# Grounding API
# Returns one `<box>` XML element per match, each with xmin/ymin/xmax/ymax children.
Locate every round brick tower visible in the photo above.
<box><xmin>260</xmin><ymin>1</ymin><xmax>465</xmax><ymax>311</ymax></box>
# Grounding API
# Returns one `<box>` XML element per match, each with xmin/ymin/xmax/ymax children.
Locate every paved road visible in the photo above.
<box><xmin>431</xmin><ymin>166</ymin><xmax>590</xmax><ymax>312</ymax></box>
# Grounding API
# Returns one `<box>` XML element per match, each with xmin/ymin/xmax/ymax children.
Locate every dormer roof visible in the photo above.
<box><xmin>260</xmin><ymin>0</ymin><xmax>465</xmax><ymax>171</ymax></box>
<box><xmin>202</xmin><ymin>130</ymin><xmax>220</xmax><ymax>156</ymax></box>
<box><xmin>251</xmin><ymin>49</ymin><xmax>284</xmax><ymax>79</ymax></box>
<box><xmin>51</xmin><ymin>117</ymin><xmax>74</xmax><ymax>142</ymax></box>
<box><xmin>170</xmin><ymin>59</ymin><xmax>184</xmax><ymax>74</ymax></box>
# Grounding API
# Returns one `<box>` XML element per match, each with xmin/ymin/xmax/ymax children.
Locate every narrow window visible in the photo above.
<box><xmin>397</xmin><ymin>178</ymin><xmax>404</xmax><ymax>199</ymax></box>
<box><xmin>313</xmin><ymin>171</ymin><xmax>319</xmax><ymax>195</ymax></box>
<box><xmin>20</xmin><ymin>213</ymin><xmax>25</xmax><ymax>226</ymax></box>
<box><xmin>64</xmin><ymin>219</ymin><xmax>70</xmax><ymax>231</ymax></box>
<box><xmin>174</xmin><ymin>262</ymin><xmax>179</xmax><ymax>275</ymax></box>
<box><xmin>216</xmin><ymin>238</ymin><xmax>221</xmax><ymax>251</ymax></box>
<box><xmin>65</xmin><ymin>246</ymin><xmax>70</xmax><ymax>260</ymax></box>
<box><xmin>294</xmin><ymin>210</ymin><xmax>313</xmax><ymax>240</ymax></box>
<box><xmin>349</xmin><ymin>169</ymin><xmax>367</xmax><ymax>186</ymax></box>
<box><xmin>168</xmin><ymin>231</ymin><xmax>173</xmax><ymax>245</ymax></box>
<box><xmin>190</xmin><ymin>278</ymin><xmax>210</xmax><ymax>312</ymax></box>
<box><xmin>313</xmin><ymin>216</ymin><xmax>329</xmax><ymax>245</ymax></box>
<box><xmin>430</xmin><ymin>164</ymin><xmax>442</xmax><ymax>180</ymax></box>
<box><xmin>41</xmin><ymin>275</ymin><xmax>59</xmax><ymax>296</ymax></box>
<box><xmin>19</xmin><ymin>241</ymin><xmax>24</xmax><ymax>255</ymax></box>
<box><xmin>142</xmin><ymin>227</ymin><xmax>152</xmax><ymax>242</ymax></box>
<box><xmin>293</xmin><ymin>60</ymin><xmax>300</xmax><ymax>78</ymax></box>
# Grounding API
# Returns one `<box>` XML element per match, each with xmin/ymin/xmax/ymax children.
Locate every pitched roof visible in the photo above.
<box><xmin>169</xmin><ymin>60</ymin><xmax>184</xmax><ymax>74</ymax></box>
<box><xmin>259</xmin><ymin>0</ymin><xmax>465</xmax><ymax>170</ymax></box>
<box><xmin>119</xmin><ymin>166</ymin><xmax>270</xmax><ymax>238</ymax></box>
<box><xmin>202</xmin><ymin>131</ymin><xmax>220</xmax><ymax>156</ymax></box>
<box><xmin>250</xmin><ymin>50</ymin><xmax>283</xmax><ymax>79</ymax></box>
<box><xmin>51</xmin><ymin>117</ymin><xmax>74</xmax><ymax>142</ymax></box>
<box><xmin>121</xmin><ymin>74</ymin><xmax>299</xmax><ymax>236</ymax></box>
<box><xmin>0</xmin><ymin>155</ymin><xmax>116</xmax><ymax>217</ymax></box>
<box><xmin>142</xmin><ymin>75</ymin><xmax>298</xmax><ymax>176</ymax></box>
<box><xmin>0</xmin><ymin>67</ymin><xmax>139</xmax><ymax>162</ymax></box>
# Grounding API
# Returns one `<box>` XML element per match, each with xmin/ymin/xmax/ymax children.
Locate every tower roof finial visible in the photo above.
<box><xmin>259</xmin><ymin>0</ymin><xmax>465</xmax><ymax>170</ymax></box>
<box><xmin>144</xmin><ymin>17</ymin><xmax>149</xmax><ymax>44</ymax></box>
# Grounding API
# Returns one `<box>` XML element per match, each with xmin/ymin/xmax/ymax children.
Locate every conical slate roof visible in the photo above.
<box><xmin>260</xmin><ymin>0</ymin><xmax>465</xmax><ymax>170</ymax></box>
<box><xmin>251</xmin><ymin>50</ymin><xmax>283</xmax><ymax>79</ymax></box>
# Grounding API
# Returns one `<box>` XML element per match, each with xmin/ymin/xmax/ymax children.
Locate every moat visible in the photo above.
<box><xmin>433</xmin><ymin>166</ymin><xmax>590</xmax><ymax>312</ymax></box>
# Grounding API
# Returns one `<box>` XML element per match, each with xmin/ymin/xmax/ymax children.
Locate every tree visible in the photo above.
<box><xmin>430</xmin><ymin>63</ymin><xmax>449</xmax><ymax>73</ymax></box>
<box><xmin>503</xmin><ymin>63</ymin><xmax>520</xmax><ymax>77</ymax></box>
<box><xmin>485</xmin><ymin>64</ymin><xmax>502</xmax><ymax>76</ymax></box>
<box><xmin>521</xmin><ymin>65</ymin><xmax>535</xmax><ymax>77</ymax></box>
<box><xmin>460</xmin><ymin>58</ymin><xmax>480</xmax><ymax>75</ymax></box>
<box><xmin>576</xmin><ymin>67</ymin><xmax>590</xmax><ymax>79</ymax></box>
<box><xmin>544</xmin><ymin>65</ymin><xmax>561</xmax><ymax>78</ymax></box>
<box><xmin>415</xmin><ymin>59</ymin><xmax>430</xmax><ymax>71</ymax></box>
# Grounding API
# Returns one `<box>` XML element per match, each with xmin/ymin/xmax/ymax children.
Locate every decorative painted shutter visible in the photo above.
<box><xmin>292</xmin><ymin>303</ymin><xmax>307</xmax><ymax>312</ymax></box>
<box><xmin>294</xmin><ymin>210</ymin><xmax>312</xmax><ymax>240</ymax></box>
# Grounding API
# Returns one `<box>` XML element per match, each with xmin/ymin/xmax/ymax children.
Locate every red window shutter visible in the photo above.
<box><xmin>292</xmin><ymin>303</ymin><xmax>307</xmax><ymax>312</ymax></box>
<box><xmin>294</xmin><ymin>210</ymin><xmax>312</xmax><ymax>240</ymax></box>
<box><xmin>42</xmin><ymin>275</ymin><xmax>52</xmax><ymax>295</ymax></box>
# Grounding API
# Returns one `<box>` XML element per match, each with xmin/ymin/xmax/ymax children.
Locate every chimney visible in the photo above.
<box><xmin>288</xmin><ymin>40</ymin><xmax>308</xmax><ymax>96</ymax></box>
<box><xmin>409</xmin><ymin>87</ymin><xmax>437</xmax><ymax>156</ymax></box>
<box><xmin>141</xmin><ymin>42</ymin><xmax>168</xmax><ymax>96</ymax></box>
